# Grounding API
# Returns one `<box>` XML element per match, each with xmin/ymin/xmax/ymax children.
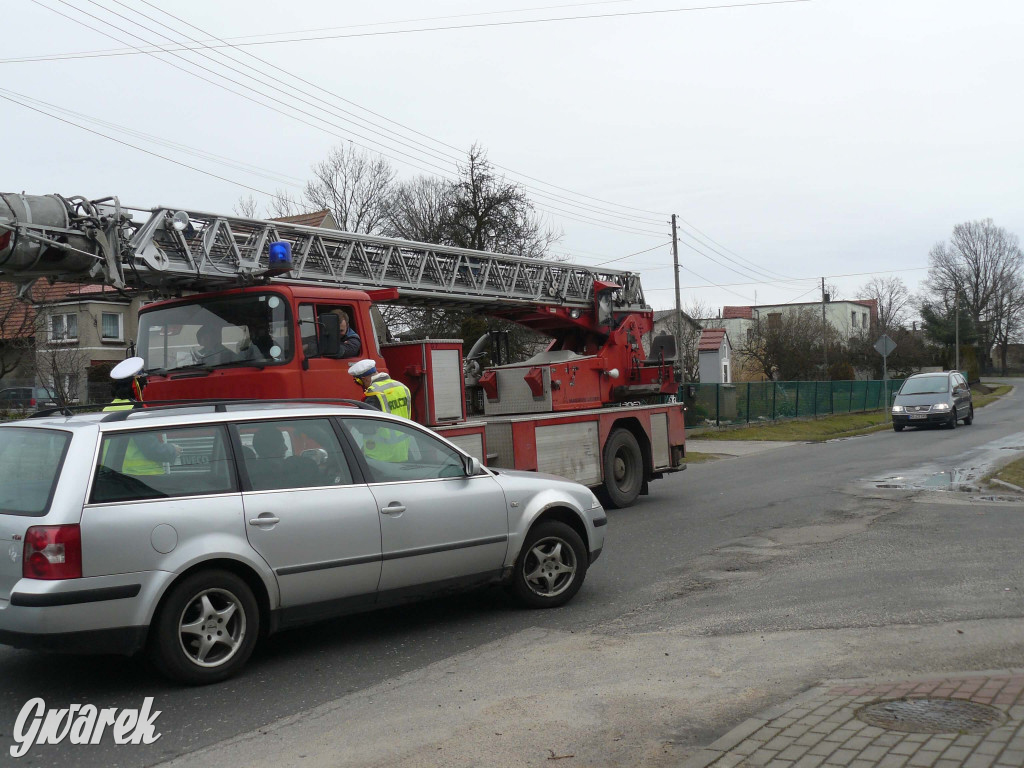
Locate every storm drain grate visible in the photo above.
<box><xmin>856</xmin><ymin>698</ymin><xmax>1006</xmax><ymax>733</ymax></box>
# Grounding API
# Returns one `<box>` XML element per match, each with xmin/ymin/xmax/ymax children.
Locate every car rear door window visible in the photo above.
<box><xmin>234</xmin><ymin>418</ymin><xmax>353</xmax><ymax>491</ymax></box>
<box><xmin>91</xmin><ymin>425</ymin><xmax>236</xmax><ymax>503</ymax></box>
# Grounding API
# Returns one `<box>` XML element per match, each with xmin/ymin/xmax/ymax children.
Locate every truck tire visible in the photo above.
<box><xmin>150</xmin><ymin>570</ymin><xmax>260</xmax><ymax>685</ymax></box>
<box><xmin>511</xmin><ymin>521</ymin><xmax>588</xmax><ymax>608</ymax></box>
<box><xmin>602</xmin><ymin>428</ymin><xmax>643</xmax><ymax>509</ymax></box>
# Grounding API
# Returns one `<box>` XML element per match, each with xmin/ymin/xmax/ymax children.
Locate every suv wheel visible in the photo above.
<box><xmin>511</xmin><ymin>521</ymin><xmax>588</xmax><ymax>609</ymax></box>
<box><xmin>150</xmin><ymin>570</ymin><xmax>259</xmax><ymax>685</ymax></box>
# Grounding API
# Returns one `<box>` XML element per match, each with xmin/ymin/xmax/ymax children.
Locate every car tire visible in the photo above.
<box><xmin>893</xmin><ymin>424</ymin><xmax>904</xmax><ymax>432</ymax></box>
<box><xmin>150</xmin><ymin>570</ymin><xmax>260</xmax><ymax>685</ymax></box>
<box><xmin>963</xmin><ymin>406</ymin><xmax>973</xmax><ymax>425</ymax></box>
<box><xmin>511</xmin><ymin>521</ymin><xmax>588</xmax><ymax>609</ymax></box>
<box><xmin>602</xmin><ymin>428</ymin><xmax>643</xmax><ymax>509</ymax></box>
<box><xmin>947</xmin><ymin>411</ymin><xmax>957</xmax><ymax>429</ymax></box>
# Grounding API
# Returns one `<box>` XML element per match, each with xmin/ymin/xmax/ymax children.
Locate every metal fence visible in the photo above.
<box><xmin>682</xmin><ymin>379</ymin><xmax>904</xmax><ymax>427</ymax></box>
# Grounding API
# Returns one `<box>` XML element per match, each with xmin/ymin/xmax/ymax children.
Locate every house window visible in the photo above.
<box><xmin>101</xmin><ymin>312</ymin><xmax>124</xmax><ymax>341</ymax></box>
<box><xmin>851</xmin><ymin>311</ymin><xmax>857</xmax><ymax>328</ymax></box>
<box><xmin>767</xmin><ymin>313</ymin><xmax>781</xmax><ymax>330</ymax></box>
<box><xmin>746</xmin><ymin>328</ymin><xmax>754</xmax><ymax>343</ymax></box>
<box><xmin>863</xmin><ymin>313</ymin><xmax>868</xmax><ymax>328</ymax></box>
<box><xmin>49</xmin><ymin>312</ymin><xmax>78</xmax><ymax>342</ymax></box>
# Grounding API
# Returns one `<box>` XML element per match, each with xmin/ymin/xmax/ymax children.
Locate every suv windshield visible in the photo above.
<box><xmin>139</xmin><ymin>292</ymin><xmax>293</xmax><ymax>374</ymax></box>
<box><xmin>0</xmin><ymin>428</ymin><xmax>71</xmax><ymax>516</ymax></box>
<box><xmin>899</xmin><ymin>376</ymin><xmax>949</xmax><ymax>395</ymax></box>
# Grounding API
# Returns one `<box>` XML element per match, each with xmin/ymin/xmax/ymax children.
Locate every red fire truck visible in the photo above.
<box><xmin>0</xmin><ymin>193</ymin><xmax>685</xmax><ymax>507</ymax></box>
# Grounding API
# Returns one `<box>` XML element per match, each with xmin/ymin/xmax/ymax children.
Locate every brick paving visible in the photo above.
<box><xmin>683</xmin><ymin>671</ymin><xmax>1024</xmax><ymax>768</ymax></box>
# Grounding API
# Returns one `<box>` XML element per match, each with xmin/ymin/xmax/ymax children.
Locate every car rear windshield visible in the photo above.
<box><xmin>0</xmin><ymin>428</ymin><xmax>71</xmax><ymax>516</ymax></box>
<box><xmin>899</xmin><ymin>377</ymin><xmax>950</xmax><ymax>395</ymax></box>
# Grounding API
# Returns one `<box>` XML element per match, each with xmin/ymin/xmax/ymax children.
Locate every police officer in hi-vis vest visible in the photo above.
<box><xmin>347</xmin><ymin>359</ymin><xmax>412</xmax><ymax>462</ymax></box>
<box><xmin>102</xmin><ymin>357</ymin><xmax>180</xmax><ymax>474</ymax></box>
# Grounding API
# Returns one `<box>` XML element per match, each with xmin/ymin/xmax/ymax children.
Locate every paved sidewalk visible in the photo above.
<box><xmin>684</xmin><ymin>671</ymin><xmax>1024</xmax><ymax>768</ymax></box>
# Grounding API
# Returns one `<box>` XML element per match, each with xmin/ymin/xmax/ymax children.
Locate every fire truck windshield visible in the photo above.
<box><xmin>138</xmin><ymin>292</ymin><xmax>293</xmax><ymax>374</ymax></box>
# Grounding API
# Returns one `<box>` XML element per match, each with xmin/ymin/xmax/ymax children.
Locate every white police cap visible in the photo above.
<box><xmin>347</xmin><ymin>359</ymin><xmax>377</xmax><ymax>378</ymax></box>
<box><xmin>110</xmin><ymin>356</ymin><xmax>146</xmax><ymax>380</ymax></box>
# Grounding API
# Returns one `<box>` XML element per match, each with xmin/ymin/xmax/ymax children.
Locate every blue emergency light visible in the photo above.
<box><xmin>268</xmin><ymin>241</ymin><xmax>293</xmax><ymax>274</ymax></box>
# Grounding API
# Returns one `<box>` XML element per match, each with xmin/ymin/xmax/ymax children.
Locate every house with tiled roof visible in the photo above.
<box><xmin>0</xmin><ymin>281</ymin><xmax>141</xmax><ymax>403</ymax></box>
<box><xmin>271</xmin><ymin>210</ymin><xmax>339</xmax><ymax>229</ymax></box>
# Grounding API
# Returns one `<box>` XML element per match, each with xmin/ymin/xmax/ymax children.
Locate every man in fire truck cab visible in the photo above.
<box><xmin>192</xmin><ymin>323</ymin><xmax>236</xmax><ymax>366</ymax></box>
<box><xmin>327</xmin><ymin>308</ymin><xmax>361</xmax><ymax>358</ymax></box>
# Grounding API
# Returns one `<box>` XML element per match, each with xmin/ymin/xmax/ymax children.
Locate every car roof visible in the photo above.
<box><xmin>908</xmin><ymin>372</ymin><xmax>952</xmax><ymax>378</ymax></box>
<box><xmin>1</xmin><ymin>400</ymin><xmax>394</xmax><ymax>432</ymax></box>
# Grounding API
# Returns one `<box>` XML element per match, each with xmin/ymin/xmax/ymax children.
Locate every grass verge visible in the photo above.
<box><xmin>692</xmin><ymin>381</ymin><xmax>1012</xmax><ymax>442</ymax></box>
<box><xmin>972</xmin><ymin>384</ymin><xmax>1012</xmax><ymax>408</ymax></box>
<box><xmin>984</xmin><ymin>455</ymin><xmax>1024</xmax><ymax>492</ymax></box>
<box><xmin>695</xmin><ymin>411</ymin><xmax>892</xmax><ymax>442</ymax></box>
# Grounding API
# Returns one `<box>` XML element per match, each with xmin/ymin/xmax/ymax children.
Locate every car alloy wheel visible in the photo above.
<box><xmin>512</xmin><ymin>521</ymin><xmax>588</xmax><ymax>608</ymax></box>
<box><xmin>151</xmin><ymin>570</ymin><xmax>259</xmax><ymax>685</ymax></box>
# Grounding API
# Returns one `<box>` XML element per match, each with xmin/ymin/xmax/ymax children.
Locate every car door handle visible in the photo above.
<box><xmin>380</xmin><ymin>504</ymin><xmax>406</xmax><ymax>516</ymax></box>
<box><xmin>248</xmin><ymin>515</ymin><xmax>280</xmax><ymax>526</ymax></box>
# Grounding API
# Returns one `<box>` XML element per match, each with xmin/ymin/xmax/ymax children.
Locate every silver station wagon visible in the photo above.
<box><xmin>0</xmin><ymin>402</ymin><xmax>606</xmax><ymax>684</ymax></box>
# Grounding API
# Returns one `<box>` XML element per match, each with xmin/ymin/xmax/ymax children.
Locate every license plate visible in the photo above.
<box><xmin>909</xmin><ymin>414</ymin><xmax>926</xmax><ymax>420</ymax></box>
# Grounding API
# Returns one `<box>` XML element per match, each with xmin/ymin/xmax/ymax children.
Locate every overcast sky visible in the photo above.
<box><xmin>3</xmin><ymin>0</ymin><xmax>1022</xmax><ymax>318</ymax></box>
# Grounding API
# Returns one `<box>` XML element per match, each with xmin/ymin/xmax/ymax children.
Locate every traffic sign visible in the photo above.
<box><xmin>874</xmin><ymin>334</ymin><xmax>897</xmax><ymax>357</ymax></box>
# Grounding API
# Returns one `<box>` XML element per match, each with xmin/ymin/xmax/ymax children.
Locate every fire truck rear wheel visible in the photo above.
<box><xmin>602</xmin><ymin>428</ymin><xmax>643</xmax><ymax>509</ymax></box>
<box><xmin>511</xmin><ymin>521</ymin><xmax>588</xmax><ymax>608</ymax></box>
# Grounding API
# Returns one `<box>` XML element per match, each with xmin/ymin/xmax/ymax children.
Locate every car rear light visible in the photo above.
<box><xmin>23</xmin><ymin>525</ymin><xmax>82</xmax><ymax>580</ymax></box>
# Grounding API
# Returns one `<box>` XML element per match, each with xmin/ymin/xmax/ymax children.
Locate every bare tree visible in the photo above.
<box><xmin>385</xmin><ymin>176</ymin><xmax>452</xmax><ymax>243</ymax></box>
<box><xmin>925</xmin><ymin>219</ymin><xmax>1024</xmax><ymax>371</ymax></box>
<box><xmin>446</xmin><ymin>144</ymin><xmax>560</xmax><ymax>258</ymax></box>
<box><xmin>0</xmin><ymin>284</ymin><xmax>40</xmax><ymax>382</ymax></box>
<box><xmin>304</xmin><ymin>145</ymin><xmax>396</xmax><ymax>234</ymax></box>
<box><xmin>233</xmin><ymin>195</ymin><xmax>260</xmax><ymax>218</ymax></box>
<box><xmin>858</xmin><ymin>275</ymin><xmax>911</xmax><ymax>331</ymax></box>
<box><xmin>740</xmin><ymin>306</ymin><xmax>840</xmax><ymax>381</ymax></box>
<box><xmin>35</xmin><ymin>326</ymin><xmax>85</xmax><ymax>406</ymax></box>
<box><xmin>991</xmin><ymin>272</ymin><xmax>1024</xmax><ymax>374</ymax></box>
<box><xmin>266</xmin><ymin>188</ymin><xmax>303</xmax><ymax>220</ymax></box>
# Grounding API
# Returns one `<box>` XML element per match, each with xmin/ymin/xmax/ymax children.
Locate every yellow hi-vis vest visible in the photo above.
<box><xmin>362</xmin><ymin>377</ymin><xmax>412</xmax><ymax>462</ymax></box>
<box><xmin>363</xmin><ymin>377</ymin><xmax>412</xmax><ymax>419</ymax></box>
<box><xmin>101</xmin><ymin>399</ymin><xmax>166</xmax><ymax>475</ymax></box>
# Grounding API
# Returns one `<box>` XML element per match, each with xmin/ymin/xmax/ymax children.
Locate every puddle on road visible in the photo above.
<box><xmin>868</xmin><ymin>432</ymin><xmax>1024</xmax><ymax>498</ymax></box>
<box><xmin>875</xmin><ymin>468</ymin><xmax>977</xmax><ymax>492</ymax></box>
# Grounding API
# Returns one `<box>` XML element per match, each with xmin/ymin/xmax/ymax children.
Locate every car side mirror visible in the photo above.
<box><xmin>319</xmin><ymin>313</ymin><xmax>341</xmax><ymax>357</ymax></box>
<box><xmin>462</xmin><ymin>455</ymin><xmax>483</xmax><ymax>476</ymax></box>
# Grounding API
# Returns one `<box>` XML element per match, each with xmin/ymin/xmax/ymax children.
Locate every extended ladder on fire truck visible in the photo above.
<box><xmin>0</xmin><ymin>193</ymin><xmax>647</xmax><ymax>313</ymax></box>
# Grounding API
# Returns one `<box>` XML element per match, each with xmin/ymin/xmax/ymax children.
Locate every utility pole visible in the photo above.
<box><xmin>671</xmin><ymin>214</ymin><xmax>682</xmax><ymax>382</ymax></box>
<box><xmin>954</xmin><ymin>290</ymin><xmax>960</xmax><ymax>372</ymax></box>
<box><xmin>821</xmin><ymin>277</ymin><xmax>829</xmax><ymax>379</ymax></box>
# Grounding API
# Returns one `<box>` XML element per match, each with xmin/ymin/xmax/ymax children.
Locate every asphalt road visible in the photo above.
<box><xmin>1</xmin><ymin>381</ymin><xmax>1021</xmax><ymax>767</ymax></box>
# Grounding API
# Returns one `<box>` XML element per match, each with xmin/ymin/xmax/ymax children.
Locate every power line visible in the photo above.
<box><xmin>5</xmin><ymin>0</ymin><xmax>814</xmax><ymax>61</ymax></box>
<box><xmin>122</xmin><ymin>0</ymin><xmax>673</xmax><ymax>227</ymax></box>
<box><xmin>0</xmin><ymin>91</ymin><xmax>277</xmax><ymax>196</ymax></box>
<box><xmin>8</xmin><ymin>0</ymin><xmax>811</xmax><ymax>224</ymax></box>
<box><xmin>33</xmin><ymin>0</ymin><xmax>671</xmax><ymax>235</ymax></box>
<box><xmin>0</xmin><ymin>88</ymin><xmax>305</xmax><ymax>188</ymax></box>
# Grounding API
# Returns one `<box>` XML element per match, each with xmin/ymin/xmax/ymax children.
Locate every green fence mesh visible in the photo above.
<box><xmin>681</xmin><ymin>379</ymin><xmax>904</xmax><ymax>427</ymax></box>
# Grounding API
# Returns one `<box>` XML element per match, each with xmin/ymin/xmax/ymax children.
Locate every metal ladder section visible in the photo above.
<box><xmin>126</xmin><ymin>207</ymin><xmax>649</xmax><ymax>311</ymax></box>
